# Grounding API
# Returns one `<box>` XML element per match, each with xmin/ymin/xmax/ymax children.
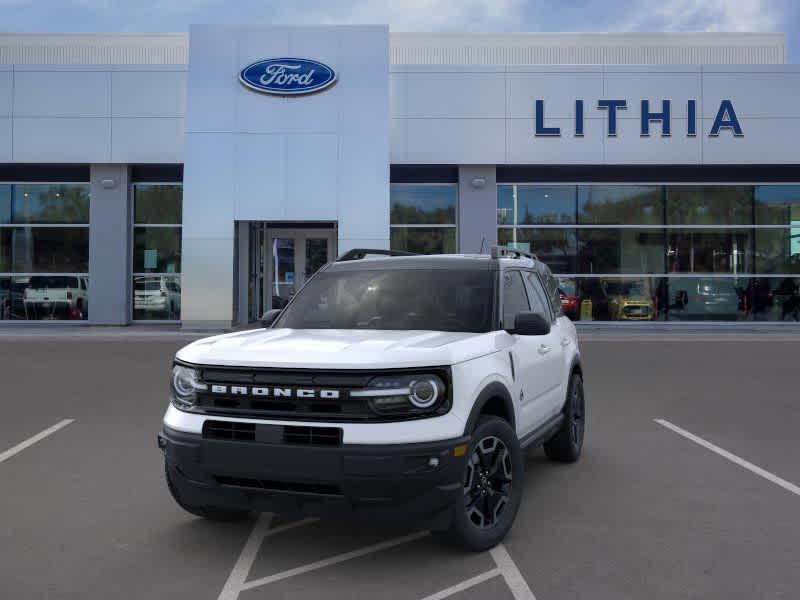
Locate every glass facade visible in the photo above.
<box><xmin>499</xmin><ymin>184</ymin><xmax>800</xmax><ymax>321</ymax></box>
<box><xmin>0</xmin><ymin>184</ymin><xmax>90</xmax><ymax>321</ymax></box>
<box><xmin>132</xmin><ymin>184</ymin><xmax>182</xmax><ymax>320</ymax></box>
<box><xmin>390</xmin><ymin>184</ymin><xmax>457</xmax><ymax>254</ymax></box>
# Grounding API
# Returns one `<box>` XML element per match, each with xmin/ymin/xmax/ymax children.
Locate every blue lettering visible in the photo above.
<box><xmin>597</xmin><ymin>100</ymin><xmax>627</xmax><ymax>136</ymax></box>
<box><xmin>535</xmin><ymin>100</ymin><xmax>560</xmax><ymax>136</ymax></box>
<box><xmin>687</xmin><ymin>100</ymin><xmax>697</xmax><ymax>136</ymax></box>
<box><xmin>641</xmin><ymin>99</ymin><xmax>671</xmax><ymax>137</ymax></box>
<box><xmin>575</xmin><ymin>100</ymin><xmax>584</xmax><ymax>137</ymax></box>
<box><xmin>709</xmin><ymin>100</ymin><xmax>743</xmax><ymax>136</ymax></box>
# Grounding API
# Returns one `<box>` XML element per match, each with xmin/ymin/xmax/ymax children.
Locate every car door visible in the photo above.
<box><xmin>501</xmin><ymin>269</ymin><xmax>550</xmax><ymax>436</ymax></box>
<box><xmin>523</xmin><ymin>270</ymin><xmax>566</xmax><ymax>419</ymax></box>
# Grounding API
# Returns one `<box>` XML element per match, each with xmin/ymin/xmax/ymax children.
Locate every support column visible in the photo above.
<box><xmin>458</xmin><ymin>166</ymin><xmax>497</xmax><ymax>254</ymax></box>
<box><xmin>236</xmin><ymin>221</ymin><xmax>249</xmax><ymax>325</ymax></box>
<box><xmin>88</xmin><ymin>164</ymin><xmax>130</xmax><ymax>325</ymax></box>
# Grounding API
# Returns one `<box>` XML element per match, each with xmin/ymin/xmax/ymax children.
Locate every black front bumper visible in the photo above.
<box><xmin>160</xmin><ymin>425</ymin><xmax>470</xmax><ymax>524</ymax></box>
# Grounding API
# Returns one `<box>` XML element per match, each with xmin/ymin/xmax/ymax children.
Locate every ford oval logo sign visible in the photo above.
<box><xmin>239</xmin><ymin>58</ymin><xmax>337</xmax><ymax>96</ymax></box>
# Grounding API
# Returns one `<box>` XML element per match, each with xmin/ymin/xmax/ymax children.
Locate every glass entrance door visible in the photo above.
<box><xmin>264</xmin><ymin>228</ymin><xmax>336</xmax><ymax>314</ymax></box>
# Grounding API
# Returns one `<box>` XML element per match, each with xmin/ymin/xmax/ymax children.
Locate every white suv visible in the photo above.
<box><xmin>159</xmin><ymin>248</ymin><xmax>585</xmax><ymax>551</ymax></box>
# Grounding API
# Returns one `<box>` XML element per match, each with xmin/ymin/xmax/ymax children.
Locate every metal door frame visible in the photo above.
<box><xmin>264</xmin><ymin>227</ymin><xmax>336</xmax><ymax>316</ymax></box>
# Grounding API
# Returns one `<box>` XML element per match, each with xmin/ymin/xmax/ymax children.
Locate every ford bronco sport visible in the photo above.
<box><xmin>159</xmin><ymin>247</ymin><xmax>585</xmax><ymax>551</ymax></box>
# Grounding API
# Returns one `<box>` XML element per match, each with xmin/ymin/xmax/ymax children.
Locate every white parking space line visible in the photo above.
<box><xmin>655</xmin><ymin>418</ymin><xmax>800</xmax><ymax>498</ymax></box>
<box><xmin>239</xmin><ymin>530</ymin><xmax>429</xmax><ymax>591</ymax></box>
<box><xmin>418</xmin><ymin>569</ymin><xmax>501</xmax><ymax>600</ymax></box>
<box><xmin>490</xmin><ymin>543</ymin><xmax>538</xmax><ymax>600</ymax></box>
<box><xmin>0</xmin><ymin>419</ymin><xmax>75</xmax><ymax>464</ymax></box>
<box><xmin>217</xmin><ymin>515</ymin><xmax>317</xmax><ymax>600</ymax></box>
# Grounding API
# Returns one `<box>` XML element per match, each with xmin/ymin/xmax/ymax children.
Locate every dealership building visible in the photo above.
<box><xmin>0</xmin><ymin>27</ymin><xmax>798</xmax><ymax>327</ymax></box>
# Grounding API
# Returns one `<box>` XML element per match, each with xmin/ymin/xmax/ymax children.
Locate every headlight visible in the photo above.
<box><xmin>170</xmin><ymin>365</ymin><xmax>207</xmax><ymax>410</ymax></box>
<box><xmin>352</xmin><ymin>373</ymin><xmax>447</xmax><ymax>417</ymax></box>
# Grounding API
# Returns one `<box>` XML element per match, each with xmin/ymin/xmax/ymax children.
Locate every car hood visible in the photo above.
<box><xmin>176</xmin><ymin>328</ymin><xmax>509</xmax><ymax>369</ymax></box>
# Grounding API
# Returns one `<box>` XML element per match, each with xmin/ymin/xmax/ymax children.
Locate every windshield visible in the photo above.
<box><xmin>275</xmin><ymin>268</ymin><xmax>495</xmax><ymax>332</ymax></box>
<box><xmin>29</xmin><ymin>276</ymin><xmax>79</xmax><ymax>289</ymax></box>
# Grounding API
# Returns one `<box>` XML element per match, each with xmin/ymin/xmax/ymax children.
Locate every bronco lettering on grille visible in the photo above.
<box><xmin>209</xmin><ymin>385</ymin><xmax>340</xmax><ymax>399</ymax></box>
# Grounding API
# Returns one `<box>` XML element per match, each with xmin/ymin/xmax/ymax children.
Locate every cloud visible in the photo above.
<box><xmin>281</xmin><ymin>0</ymin><xmax>525</xmax><ymax>31</ymax></box>
<box><xmin>621</xmin><ymin>0</ymin><xmax>780</xmax><ymax>32</ymax></box>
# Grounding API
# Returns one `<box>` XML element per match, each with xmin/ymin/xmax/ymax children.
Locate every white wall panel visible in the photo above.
<box><xmin>702</xmin><ymin>118</ymin><xmax>798</xmax><ymax>164</ymax></box>
<box><xmin>506</xmin><ymin>71</ymin><xmax>603</xmax><ymax>119</ymax></box>
<box><xmin>182</xmin><ymin>132</ymin><xmax>235</xmax><ymax>237</ymax></box>
<box><xmin>112</xmin><ymin>70</ymin><xmax>185</xmax><ymax>116</ymax></box>
<box><xmin>0</xmin><ymin>69</ymin><xmax>11</xmax><ymax>117</ymax></box>
<box><xmin>111</xmin><ymin>117</ymin><xmax>183</xmax><ymax>162</ymax></box>
<box><xmin>404</xmin><ymin>118</ymin><xmax>504</xmax><ymax>164</ymax></box>
<box><xmin>506</xmin><ymin>117</ymin><xmax>604</xmax><ymax>164</ymax></box>
<box><xmin>0</xmin><ymin>118</ymin><xmax>11</xmax><ymax>160</ymax></box>
<box><xmin>13</xmin><ymin>117</ymin><xmax>110</xmax><ymax>162</ymax></box>
<box><xmin>606</xmin><ymin>118</ymin><xmax>701</xmax><ymax>164</ymax></box>
<box><xmin>702</xmin><ymin>71</ymin><xmax>800</xmax><ymax>118</ymax></box>
<box><xmin>337</xmin><ymin>134</ymin><xmax>389</xmax><ymax>239</ymax></box>
<box><xmin>402</xmin><ymin>72</ymin><xmax>505</xmax><ymax>118</ymax></box>
<box><xmin>234</xmin><ymin>134</ymin><xmax>286</xmax><ymax>221</ymax></box>
<box><xmin>604</xmin><ymin>70</ymin><xmax>701</xmax><ymax>118</ymax></box>
<box><xmin>184</xmin><ymin>26</ymin><xmax>238</xmax><ymax>133</ymax></box>
<box><xmin>286</xmin><ymin>134</ymin><xmax>338</xmax><ymax>221</ymax></box>
<box><xmin>14</xmin><ymin>70</ymin><xmax>109</xmax><ymax>117</ymax></box>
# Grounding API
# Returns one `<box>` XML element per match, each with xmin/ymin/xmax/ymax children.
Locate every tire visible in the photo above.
<box><xmin>437</xmin><ymin>416</ymin><xmax>524</xmax><ymax>552</ymax></box>
<box><xmin>165</xmin><ymin>463</ymin><xmax>252</xmax><ymax>522</ymax></box>
<box><xmin>543</xmin><ymin>372</ymin><xmax>585</xmax><ymax>463</ymax></box>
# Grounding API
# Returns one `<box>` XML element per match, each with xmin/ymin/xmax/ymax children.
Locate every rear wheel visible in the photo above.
<box><xmin>543</xmin><ymin>372</ymin><xmax>585</xmax><ymax>462</ymax></box>
<box><xmin>437</xmin><ymin>416</ymin><xmax>523</xmax><ymax>551</ymax></box>
<box><xmin>165</xmin><ymin>463</ymin><xmax>252</xmax><ymax>521</ymax></box>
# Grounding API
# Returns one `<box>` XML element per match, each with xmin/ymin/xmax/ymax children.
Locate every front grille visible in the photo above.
<box><xmin>283</xmin><ymin>425</ymin><xmax>342</xmax><ymax>446</ymax></box>
<box><xmin>214</xmin><ymin>475</ymin><xmax>341</xmax><ymax>496</ymax></box>
<box><xmin>203</xmin><ymin>420</ymin><xmax>256</xmax><ymax>441</ymax></box>
<box><xmin>191</xmin><ymin>366</ymin><xmax>451</xmax><ymax>422</ymax></box>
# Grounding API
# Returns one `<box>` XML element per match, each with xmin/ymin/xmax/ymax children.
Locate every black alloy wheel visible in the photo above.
<box><xmin>464</xmin><ymin>435</ymin><xmax>513</xmax><ymax>529</ymax></box>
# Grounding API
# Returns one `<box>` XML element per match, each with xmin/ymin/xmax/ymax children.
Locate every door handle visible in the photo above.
<box><xmin>538</xmin><ymin>344</ymin><xmax>552</xmax><ymax>355</ymax></box>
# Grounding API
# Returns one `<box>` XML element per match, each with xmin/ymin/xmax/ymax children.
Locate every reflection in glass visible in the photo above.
<box><xmin>578</xmin><ymin>229</ymin><xmax>665</xmax><ymax>274</ymax></box>
<box><xmin>272</xmin><ymin>238</ymin><xmax>295</xmax><ymax>309</ymax></box>
<box><xmin>578</xmin><ymin>185</ymin><xmax>662</xmax><ymax>225</ymax></box>
<box><xmin>3</xmin><ymin>184</ymin><xmax>90</xmax><ymax>224</ymax></box>
<box><xmin>390</xmin><ymin>184</ymin><xmax>456</xmax><ymax>225</ymax></box>
<box><xmin>666</xmin><ymin>186</ymin><xmax>752</xmax><ymax>225</ymax></box>
<box><xmin>305</xmin><ymin>238</ymin><xmax>328</xmax><ymax>279</ymax></box>
<box><xmin>755</xmin><ymin>229</ymin><xmax>800</xmax><ymax>274</ymax></box>
<box><xmin>391</xmin><ymin>227</ymin><xmax>456</xmax><ymax>254</ymax></box>
<box><xmin>667</xmin><ymin>277</ymin><xmax>747</xmax><ymax>321</ymax></box>
<box><xmin>497</xmin><ymin>185</ymin><xmax>575</xmax><ymax>225</ymax></box>
<box><xmin>758</xmin><ymin>278</ymin><xmax>800</xmax><ymax>321</ymax></box>
<box><xmin>1</xmin><ymin>228</ymin><xmax>89</xmax><ymax>273</ymax></box>
<box><xmin>0</xmin><ymin>275</ymin><xmax>89</xmax><ymax>320</ymax></box>
<box><xmin>754</xmin><ymin>185</ymin><xmax>800</xmax><ymax>225</ymax></box>
<box><xmin>133</xmin><ymin>275</ymin><xmax>181</xmax><ymax>320</ymax></box>
<box><xmin>134</xmin><ymin>185</ymin><xmax>183</xmax><ymax>225</ymax></box>
<box><xmin>133</xmin><ymin>227</ymin><xmax>181</xmax><ymax>273</ymax></box>
<box><xmin>666</xmin><ymin>229</ymin><xmax>752</xmax><ymax>274</ymax></box>
<box><xmin>574</xmin><ymin>278</ymin><xmax>664</xmax><ymax>321</ymax></box>
<box><xmin>498</xmin><ymin>228</ymin><xmax>577</xmax><ymax>273</ymax></box>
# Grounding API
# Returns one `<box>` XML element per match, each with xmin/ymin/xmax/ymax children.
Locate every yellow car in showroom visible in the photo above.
<box><xmin>600</xmin><ymin>278</ymin><xmax>655</xmax><ymax>321</ymax></box>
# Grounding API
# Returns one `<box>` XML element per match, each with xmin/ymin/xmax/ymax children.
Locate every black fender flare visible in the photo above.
<box><xmin>558</xmin><ymin>354</ymin><xmax>583</xmax><ymax>412</ymax></box>
<box><xmin>463</xmin><ymin>381</ymin><xmax>516</xmax><ymax>435</ymax></box>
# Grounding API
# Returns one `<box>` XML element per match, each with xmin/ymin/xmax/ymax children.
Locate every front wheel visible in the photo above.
<box><xmin>437</xmin><ymin>416</ymin><xmax>524</xmax><ymax>552</ymax></box>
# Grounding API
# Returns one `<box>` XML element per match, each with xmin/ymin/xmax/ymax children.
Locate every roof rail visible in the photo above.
<box><xmin>336</xmin><ymin>248</ymin><xmax>417</xmax><ymax>262</ymax></box>
<box><xmin>489</xmin><ymin>245</ymin><xmax>538</xmax><ymax>261</ymax></box>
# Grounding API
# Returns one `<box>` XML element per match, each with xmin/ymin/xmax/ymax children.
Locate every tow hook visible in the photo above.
<box><xmin>157</xmin><ymin>433</ymin><xmax>167</xmax><ymax>452</ymax></box>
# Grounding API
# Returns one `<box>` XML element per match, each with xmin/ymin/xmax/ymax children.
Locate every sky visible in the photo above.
<box><xmin>0</xmin><ymin>0</ymin><xmax>797</xmax><ymax>62</ymax></box>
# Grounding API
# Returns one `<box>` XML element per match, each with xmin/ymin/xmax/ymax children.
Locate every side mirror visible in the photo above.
<box><xmin>508</xmin><ymin>312</ymin><xmax>550</xmax><ymax>336</ymax></box>
<box><xmin>261</xmin><ymin>309</ymin><xmax>282</xmax><ymax>328</ymax></box>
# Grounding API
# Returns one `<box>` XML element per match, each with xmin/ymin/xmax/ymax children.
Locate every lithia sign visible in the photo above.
<box><xmin>535</xmin><ymin>99</ymin><xmax>743</xmax><ymax>138</ymax></box>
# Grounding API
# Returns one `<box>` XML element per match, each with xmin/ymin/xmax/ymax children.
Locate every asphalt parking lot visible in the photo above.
<box><xmin>1</xmin><ymin>329</ymin><xmax>799</xmax><ymax>600</ymax></box>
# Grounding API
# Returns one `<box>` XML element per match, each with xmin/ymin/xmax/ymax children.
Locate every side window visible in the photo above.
<box><xmin>523</xmin><ymin>271</ymin><xmax>551</xmax><ymax>320</ymax></box>
<box><xmin>502</xmin><ymin>271</ymin><xmax>530</xmax><ymax>328</ymax></box>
